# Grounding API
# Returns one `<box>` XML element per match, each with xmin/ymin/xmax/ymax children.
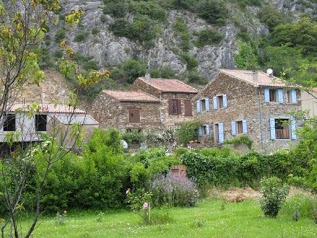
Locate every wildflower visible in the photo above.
<box><xmin>143</xmin><ymin>202</ymin><xmax>149</xmax><ymax>209</ymax></box>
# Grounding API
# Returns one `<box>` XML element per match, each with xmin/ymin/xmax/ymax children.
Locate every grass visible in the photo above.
<box><xmin>13</xmin><ymin>198</ymin><xmax>317</xmax><ymax>238</ymax></box>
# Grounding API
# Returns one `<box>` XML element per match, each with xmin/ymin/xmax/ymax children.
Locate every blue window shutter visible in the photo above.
<box><xmin>206</xmin><ymin>124</ymin><xmax>210</xmax><ymax>135</ymax></box>
<box><xmin>264</xmin><ymin>88</ymin><xmax>270</xmax><ymax>102</ymax></box>
<box><xmin>219</xmin><ymin>123</ymin><xmax>224</xmax><ymax>143</ymax></box>
<box><xmin>242</xmin><ymin>120</ymin><xmax>247</xmax><ymax>134</ymax></box>
<box><xmin>196</xmin><ymin>100</ymin><xmax>201</xmax><ymax>113</ymax></box>
<box><xmin>291</xmin><ymin>117</ymin><xmax>296</xmax><ymax>140</ymax></box>
<box><xmin>270</xmin><ymin>118</ymin><xmax>276</xmax><ymax>140</ymax></box>
<box><xmin>223</xmin><ymin>95</ymin><xmax>227</xmax><ymax>108</ymax></box>
<box><xmin>198</xmin><ymin>127</ymin><xmax>203</xmax><ymax>137</ymax></box>
<box><xmin>278</xmin><ymin>89</ymin><xmax>284</xmax><ymax>104</ymax></box>
<box><xmin>205</xmin><ymin>98</ymin><xmax>210</xmax><ymax>112</ymax></box>
<box><xmin>213</xmin><ymin>96</ymin><xmax>218</xmax><ymax>110</ymax></box>
<box><xmin>291</xmin><ymin>90</ymin><xmax>297</xmax><ymax>104</ymax></box>
<box><xmin>231</xmin><ymin>121</ymin><xmax>236</xmax><ymax>136</ymax></box>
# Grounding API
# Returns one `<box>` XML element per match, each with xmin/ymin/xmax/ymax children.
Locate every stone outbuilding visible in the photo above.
<box><xmin>129</xmin><ymin>77</ymin><xmax>198</xmax><ymax>128</ymax></box>
<box><xmin>91</xmin><ymin>90</ymin><xmax>162</xmax><ymax>132</ymax></box>
<box><xmin>193</xmin><ymin>69</ymin><xmax>301</xmax><ymax>153</ymax></box>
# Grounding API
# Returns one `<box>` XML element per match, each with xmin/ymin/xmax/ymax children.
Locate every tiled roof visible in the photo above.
<box><xmin>220</xmin><ymin>69</ymin><xmax>294</xmax><ymax>88</ymax></box>
<box><xmin>103</xmin><ymin>90</ymin><xmax>160</xmax><ymax>102</ymax></box>
<box><xmin>137</xmin><ymin>77</ymin><xmax>198</xmax><ymax>93</ymax></box>
<box><xmin>9</xmin><ymin>103</ymin><xmax>86</xmax><ymax>114</ymax></box>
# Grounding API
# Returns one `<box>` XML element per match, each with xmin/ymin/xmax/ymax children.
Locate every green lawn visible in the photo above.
<box><xmin>18</xmin><ymin>199</ymin><xmax>317</xmax><ymax>238</ymax></box>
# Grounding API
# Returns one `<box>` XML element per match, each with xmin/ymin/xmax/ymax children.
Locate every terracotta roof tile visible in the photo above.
<box><xmin>103</xmin><ymin>90</ymin><xmax>160</xmax><ymax>102</ymax></box>
<box><xmin>220</xmin><ymin>69</ymin><xmax>295</xmax><ymax>88</ymax></box>
<box><xmin>9</xmin><ymin>103</ymin><xmax>86</xmax><ymax>114</ymax></box>
<box><xmin>137</xmin><ymin>77</ymin><xmax>198</xmax><ymax>93</ymax></box>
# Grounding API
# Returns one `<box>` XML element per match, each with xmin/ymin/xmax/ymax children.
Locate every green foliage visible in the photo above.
<box><xmin>195</xmin><ymin>29</ymin><xmax>224</xmax><ymax>47</ymax></box>
<box><xmin>180</xmin><ymin>52</ymin><xmax>199</xmax><ymax>71</ymax></box>
<box><xmin>120</xmin><ymin>59</ymin><xmax>146</xmax><ymax>84</ymax></box>
<box><xmin>173</xmin><ymin>17</ymin><xmax>190</xmax><ymax>51</ymax></box>
<box><xmin>176</xmin><ymin>120</ymin><xmax>201</xmax><ymax>145</ymax></box>
<box><xmin>129</xmin><ymin>1</ymin><xmax>167</xmax><ymax>22</ymax></box>
<box><xmin>260</xmin><ymin>177</ymin><xmax>289</xmax><ymax>218</ymax></box>
<box><xmin>187</xmin><ymin>71</ymin><xmax>208</xmax><ymax>85</ymax></box>
<box><xmin>122</xmin><ymin>129</ymin><xmax>145</xmax><ymax>145</ymax></box>
<box><xmin>225</xmin><ymin>134</ymin><xmax>253</xmax><ymax>149</ymax></box>
<box><xmin>257</xmin><ymin>5</ymin><xmax>289</xmax><ymax>31</ymax></box>
<box><xmin>197</xmin><ymin>0</ymin><xmax>228</xmax><ymax>26</ymax></box>
<box><xmin>103</xmin><ymin>1</ymin><xmax>128</xmax><ymax>18</ymax></box>
<box><xmin>54</xmin><ymin>28</ymin><xmax>66</xmax><ymax>43</ymax></box>
<box><xmin>235</xmin><ymin>40</ymin><xmax>259</xmax><ymax>70</ymax></box>
<box><xmin>171</xmin><ymin>0</ymin><xmax>197</xmax><ymax>10</ymax></box>
<box><xmin>74</xmin><ymin>30</ymin><xmax>89</xmax><ymax>42</ymax></box>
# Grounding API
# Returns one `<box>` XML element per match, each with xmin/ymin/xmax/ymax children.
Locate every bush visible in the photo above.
<box><xmin>129</xmin><ymin>1</ymin><xmax>167</xmax><ymax>22</ymax></box>
<box><xmin>74</xmin><ymin>30</ymin><xmax>89</xmax><ymax>42</ymax></box>
<box><xmin>260</xmin><ymin>177</ymin><xmax>289</xmax><ymax>218</ymax></box>
<box><xmin>195</xmin><ymin>29</ymin><xmax>224</xmax><ymax>47</ymax></box>
<box><xmin>103</xmin><ymin>2</ymin><xmax>128</xmax><ymax>18</ymax></box>
<box><xmin>180</xmin><ymin>52</ymin><xmax>198</xmax><ymax>71</ymax></box>
<box><xmin>176</xmin><ymin>120</ymin><xmax>201</xmax><ymax>145</ymax></box>
<box><xmin>54</xmin><ymin>28</ymin><xmax>66</xmax><ymax>43</ymax></box>
<box><xmin>197</xmin><ymin>0</ymin><xmax>228</xmax><ymax>26</ymax></box>
<box><xmin>151</xmin><ymin>172</ymin><xmax>199</xmax><ymax>207</ymax></box>
<box><xmin>122</xmin><ymin>129</ymin><xmax>145</xmax><ymax>145</ymax></box>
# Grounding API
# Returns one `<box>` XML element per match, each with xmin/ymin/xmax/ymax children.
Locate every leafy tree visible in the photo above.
<box><xmin>197</xmin><ymin>0</ymin><xmax>228</xmax><ymax>26</ymax></box>
<box><xmin>176</xmin><ymin>120</ymin><xmax>201</xmax><ymax>145</ymax></box>
<box><xmin>234</xmin><ymin>40</ymin><xmax>259</xmax><ymax>70</ymax></box>
<box><xmin>120</xmin><ymin>59</ymin><xmax>147</xmax><ymax>84</ymax></box>
<box><xmin>257</xmin><ymin>5</ymin><xmax>289</xmax><ymax>32</ymax></box>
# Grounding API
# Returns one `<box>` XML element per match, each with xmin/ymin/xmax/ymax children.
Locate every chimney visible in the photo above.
<box><xmin>145</xmin><ymin>73</ymin><xmax>151</xmax><ymax>80</ymax></box>
<box><xmin>252</xmin><ymin>70</ymin><xmax>258</xmax><ymax>82</ymax></box>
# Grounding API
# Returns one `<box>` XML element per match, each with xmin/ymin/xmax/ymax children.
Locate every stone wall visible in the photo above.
<box><xmin>194</xmin><ymin>73</ymin><xmax>301</xmax><ymax>153</ymax></box>
<box><xmin>91</xmin><ymin>92</ymin><xmax>161</xmax><ymax>131</ymax></box>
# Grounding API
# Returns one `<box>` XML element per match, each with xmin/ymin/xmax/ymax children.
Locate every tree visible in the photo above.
<box><xmin>0</xmin><ymin>1</ymin><xmax>107</xmax><ymax>237</ymax></box>
<box><xmin>234</xmin><ymin>40</ymin><xmax>259</xmax><ymax>70</ymax></box>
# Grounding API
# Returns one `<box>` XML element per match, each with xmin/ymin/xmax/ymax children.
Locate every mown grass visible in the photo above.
<box><xmin>16</xmin><ymin>199</ymin><xmax>317</xmax><ymax>238</ymax></box>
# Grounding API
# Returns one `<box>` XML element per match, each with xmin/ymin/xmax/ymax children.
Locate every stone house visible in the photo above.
<box><xmin>193</xmin><ymin>69</ymin><xmax>301</xmax><ymax>153</ymax></box>
<box><xmin>129</xmin><ymin>77</ymin><xmax>198</xmax><ymax>128</ymax></box>
<box><xmin>0</xmin><ymin>103</ymin><xmax>98</xmax><ymax>145</ymax></box>
<box><xmin>91</xmin><ymin>90</ymin><xmax>161</xmax><ymax>132</ymax></box>
<box><xmin>301</xmin><ymin>89</ymin><xmax>317</xmax><ymax>118</ymax></box>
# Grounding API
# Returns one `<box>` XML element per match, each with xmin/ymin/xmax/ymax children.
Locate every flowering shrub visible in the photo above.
<box><xmin>151</xmin><ymin>172</ymin><xmax>199</xmax><ymax>207</ymax></box>
<box><xmin>126</xmin><ymin>189</ymin><xmax>152</xmax><ymax>224</ymax></box>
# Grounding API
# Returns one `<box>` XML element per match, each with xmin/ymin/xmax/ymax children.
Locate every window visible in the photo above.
<box><xmin>287</xmin><ymin>89</ymin><xmax>297</xmax><ymax>104</ymax></box>
<box><xmin>231</xmin><ymin>120</ymin><xmax>247</xmax><ymax>136</ymax></box>
<box><xmin>129</xmin><ymin>109</ymin><xmax>140</xmax><ymax>123</ymax></box>
<box><xmin>196</xmin><ymin>98</ymin><xmax>210</xmax><ymax>113</ymax></box>
<box><xmin>214</xmin><ymin>123</ymin><xmax>224</xmax><ymax>143</ymax></box>
<box><xmin>213</xmin><ymin>95</ymin><xmax>227</xmax><ymax>110</ymax></box>
<box><xmin>184</xmin><ymin>100</ymin><xmax>192</xmax><ymax>116</ymax></box>
<box><xmin>198</xmin><ymin>124</ymin><xmax>210</xmax><ymax>137</ymax></box>
<box><xmin>169</xmin><ymin>99</ymin><xmax>181</xmax><ymax>115</ymax></box>
<box><xmin>3</xmin><ymin>114</ymin><xmax>16</xmax><ymax>131</ymax></box>
<box><xmin>265</xmin><ymin>88</ymin><xmax>284</xmax><ymax>103</ymax></box>
<box><xmin>35</xmin><ymin>114</ymin><xmax>47</xmax><ymax>131</ymax></box>
<box><xmin>270</xmin><ymin>118</ymin><xmax>296</xmax><ymax>140</ymax></box>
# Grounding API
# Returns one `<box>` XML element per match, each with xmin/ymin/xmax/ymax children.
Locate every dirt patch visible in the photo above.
<box><xmin>209</xmin><ymin>187</ymin><xmax>261</xmax><ymax>203</ymax></box>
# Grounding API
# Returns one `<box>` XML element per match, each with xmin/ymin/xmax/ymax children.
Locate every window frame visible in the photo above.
<box><xmin>128</xmin><ymin>109</ymin><xmax>140</xmax><ymax>123</ymax></box>
<box><xmin>35</xmin><ymin>114</ymin><xmax>47</xmax><ymax>132</ymax></box>
<box><xmin>3</xmin><ymin>114</ymin><xmax>16</xmax><ymax>132</ymax></box>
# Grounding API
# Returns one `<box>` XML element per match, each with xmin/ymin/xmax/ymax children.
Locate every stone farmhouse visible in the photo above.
<box><xmin>193</xmin><ymin>69</ymin><xmax>301</xmax><ymax>153</ymax></box>
<box><xmin>129</xmin><ymin>77</ymin><xmax>198</xmax><ymax>128</ymax></box>
<box><xmin>0</xmin><ymin>103</ymin><xmax>98</xmax><ymax>146</ymax></box>
<box><xmin>91</xmin><ymin>90</ymin><xmax>161</xmax><ymax>132</ymax></box>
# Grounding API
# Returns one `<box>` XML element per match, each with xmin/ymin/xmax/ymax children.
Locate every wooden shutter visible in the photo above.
<box><xmin>277</xmin><ymin>89</ymin><xmax>284</xmax><ymax>104</ymax></box>
<box><xmin>177</xmin><ymin>99</ymin><xmax>182</xmax><ymax>115</ymax></box>
<box><xmin>205</xmin><ymin>98</ymin><xmax>210</xmax><ymax>112</ymax></box>
<box><xmin>206</xmin><ymin>124</ymin><xmax>210</xmax><ymax>136</ymax></box>
<box><xmin>168</xmin><ymin>99</ymin><xmax>173</xmax><ymax>115</ymax></box>
<box><xmin>264</xmin><ymin>88</ymin><xmax>270</xmax><ymax>102</ymax></box>
<box><xmin>270</xmin><ymin>118</ymin><xmax>276</xmax><ymax>140</ymax></box>
<box><xmin>129</xmin><ymin>109</ymin><xmax>140</xmax><ymax>123</ymax></box>
<box><xmin>242</xmin><ymin>120</ymin><xmax>247</xmax><ymax>134</ymax></box>
<box><xmin>196</xmin><ymin>100</ymin><xmax>201</xmax><ymax>113</ymax></box>
<box><xmin>291</xmin><ymin>117</ymin><xmax>296</xmax><ymax>140</ymax></box>
<box><xmin>213</xmin><ymin>96</ymin><xmax>218</xmax><ymax>110</ymax></box>
<box><xmin>223</xmin><ymin>95</ymin><xmax>227</xmax><ymax>108</ymax></box>
<box><xmin>291</xmin><ymin>90</ymin><xmax>297</xmax><ymax>104</ymax></box>
<box><xmin>219</xmin><ymin>123</ymin><xmax>224</xmax><ymax>143</ymax></box>
<box><xmin>231</xmin><ymin>121</ymin><xmax>236</xmax><ymax>136</ymax></box>
<box><xmin>184</xmin><ymin>100</ymin><xmax>192</xmax><ymax>116</ymax></box>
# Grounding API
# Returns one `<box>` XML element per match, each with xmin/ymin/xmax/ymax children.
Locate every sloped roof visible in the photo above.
<box><xmin>9</xmin><ymin>103</ymin><xmax>86</xmax><ymax>114</ymax></box>
<box><xmin>55</xmin><ymin>114</ymin><xmax>99</xmax><ymax>125</ymax></box>
<box><xmin>137</xmin><ymin>77</ymin><xmax>198</xmax><ymax>93</ymax></box>
<box><xmin>219</xmin><ymin>69</ymin><xmax>293</xmax><ymax>88</ymax></box>
<box><xmin>103</xmin><ymin>90</ymin><xmax>160</xmax><ymax>102</ymax></box>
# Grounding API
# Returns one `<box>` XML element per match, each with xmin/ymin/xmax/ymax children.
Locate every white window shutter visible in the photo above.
<box><xmin>291</xmin><ymin>117</ymin><xmax>296</xmax><ymax>140</ymax></box>
<box><xmin>231</xmin><ymin>121</ymin><xmax>236</xmax><ymax>136</ymax></box>
<box><xmin>270</xmin><ymin>118</ymin><xmax>276</xmax><ymax>140</ymax></box>
<box><xmin>278</xmin><ymin>89</ymin><xmax>284</xmax><ymax>104</ymax></box>
<box><xmin>291</xmin><ymin>90</ymin><xmax>297</xmax><ymax>104</ymax></box>
<box><xmin>223</xmin><ymin>95</ymin><xmax>228</xmax><ymax>108</ymax></box>
<box><xmin>198</xmin><ymin>127</ymin><xmax>203</xmax><ymax>137</ymax></box>
<box><xmin>206</xmin><ymin>124</ymin><xmax>210</xmax><ymax>135</ymax></box>
<box><xmin>196</xmin><ymin>100</ymin><xmax>201</xmax><ymax>113</ymax></box>
<box><xmin>213</xmin><ymin>96</ymin><xmax>218</xmax><ymax>110</ymax></box>
<box><xmin>242</xmin><ymin>120</ymin><xmax>247</xmax><ymax>134</ymax></box>
<box><xmin>219</xmin><ymin>123</ymin><xmax>224</xmax><ymax>143</ymax></box>
<box><xmin>205</xmin><ymin>98</ymin><xmax>210</xmax><ymax>112</ymax></box>
<box><xmin>264</xmin><ymin>88</ymin><xmax>270</xmax><ymax>102</ymax></box>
